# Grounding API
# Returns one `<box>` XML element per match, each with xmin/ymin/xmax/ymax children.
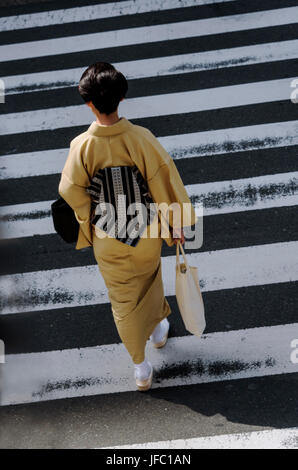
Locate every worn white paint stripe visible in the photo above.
<box><xmin>0</xmin><ymin>0</ymin><xmax>235</xmax><ymax>32</ymax></box>
<box><xmin>189</xmin><ymin>172</ymin><xmax>298</xmax><ymax>216</ymax></box>
<box><xmin>1</xmin><ymin>120</ymin><xmax>298</xmax><ymax>179</ymax></box>
<box><xmin>4</xmin><ymin>39</ymin><xmax>298</xmax><ymax>95</ymax></box>
<box><xmin>1</xmin><ymin>7</ymin><xmax>297</xmax><ymax>62</ymax></box>
<box><xmin>102</xmin><ymin>427</ymin><xmax>298</xmax><ymax>449</ymax></box>
<box><xmin>0</xmin><ymin>148</ymin><xmax>67</xmax><ymax>179</ymax></box>
<box><xmin>1</xmin><ymin>172</ymin><xmax>297</xmax><ymax>239</ymax></box>
<box><xmin>0</xmin><ymin>199</ymin><xmax>54</xmax><ymax>239</ymax></box>
<box><xmin>0</xmin><ymin>77</ymin><xmax>294</xmax><ymax>136</ymax></box>
<box><xmin>2</xmin><ymin>323</ymin><xmax>298</xmax><ymax>405</ymax></box>
<box><xmin>0</xmin><ymin>241</ymin><xmax>297</xmax><ymax>315</ymax></box>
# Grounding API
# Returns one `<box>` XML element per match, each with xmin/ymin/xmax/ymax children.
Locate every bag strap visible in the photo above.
<box><xmin>176</xmin><ymin>240</ymin><xmax>190</xmax><ymax>270</ymax></box>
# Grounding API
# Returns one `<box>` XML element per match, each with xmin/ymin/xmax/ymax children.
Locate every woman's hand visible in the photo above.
<box><xmin>172</xmin><ymin>227</ymin><xmax>185</xmax><ymax>245</ymax></box>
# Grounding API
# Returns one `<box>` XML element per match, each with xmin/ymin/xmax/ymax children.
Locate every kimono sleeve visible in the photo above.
<box><xmin>144</xmin><ymin>135</ymin><xmax>198</xmax><ymax>230</ymax></box>
<box><xmin>58</xmin><ymin>138</ymin><xmax>93</xmax><ymax>249</ymax></box>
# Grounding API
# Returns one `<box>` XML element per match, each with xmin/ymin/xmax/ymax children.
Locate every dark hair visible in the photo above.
<box><xmin>78</xmin><ymin>62</ymin><xmax>128</xmax><ymax>115</ymax></box>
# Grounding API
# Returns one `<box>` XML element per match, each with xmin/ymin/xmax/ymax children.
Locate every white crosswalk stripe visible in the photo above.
<box><xmin>1</xmin><ymin>172</ymin><xmax>297</xmax><ymax>239</ymax></box>
<box><xmin>101</xmin><ymin>427</ymin><xmax>298</xmax><ymax>449</ymax></box>
<box><xmin>1</xmin><ymin>121</ymin><xmax>298</xmax><ymax>179</ymax></box>
<box><xmin>1</xmin><ymin>241</ymin><xmax>297</xmax><ymax>314</ymax></box>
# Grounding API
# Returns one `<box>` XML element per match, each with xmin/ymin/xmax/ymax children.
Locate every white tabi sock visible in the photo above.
<box><xmin>150</xmin><ymin>318</ymin><xmax>169</xmax><ymax>344</ymax></box>
<box><xmin>134</xmin><ymin>358</ymin><xmax>152</xmax><ymax>380</ymax></box>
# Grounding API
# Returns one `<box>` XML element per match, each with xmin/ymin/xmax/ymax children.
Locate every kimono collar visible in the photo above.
<box><xmin>87</xmin><ymin>117</ymin><xmax>132</xmax><ymax>137</ymax></box>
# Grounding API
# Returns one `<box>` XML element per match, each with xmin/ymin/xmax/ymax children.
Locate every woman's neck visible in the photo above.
<box><xmin>95</xmin><ymin>111</ymin><xmax>121</xmax><ymax>127</ymax></box>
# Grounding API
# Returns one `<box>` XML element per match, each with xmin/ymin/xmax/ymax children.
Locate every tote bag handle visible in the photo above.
<box><xmin>176</xmin><ymin>239</ymin><xmax>190</xmax><ymax>272</ymax></box>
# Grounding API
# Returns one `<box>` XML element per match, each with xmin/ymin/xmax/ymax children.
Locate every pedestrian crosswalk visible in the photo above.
<box><xmin>0</xmin><ymin>0</ymin><xmax>298</xmax><ymax>447</ymax></box>
<box><xmin>2</xmin><ymin>322</ymin><xmax>298</xmax><ymax>405</ymax></box>
<box><xmin>2</xmin><ymin>6</ymin><xmax>298</xmax><ymax>62</ymax></box>
<box><xmin>1</xmin><ymin>77</ymin><xmax>297</xmax><ymax>134</ymax></box>
<box><xmin>3</xmin><ymin>40</ymin><xmax>298</xmax><ymax>94</ymax></box>
<box><xmin>0</xmin><ymin>0</ymin><xmax>230</xmax><ymax>32</ymax></box>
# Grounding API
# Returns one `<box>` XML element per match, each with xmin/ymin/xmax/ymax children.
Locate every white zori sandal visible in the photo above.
<box><xmin>134</xmin><ymin>359</ymin><xmax>154</xmax><ymax>391</ymax></box>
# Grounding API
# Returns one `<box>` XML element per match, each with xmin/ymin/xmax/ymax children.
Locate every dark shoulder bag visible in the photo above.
<box><xmin>51</xmin><ymin>196</ymin><xmax>79</xmax><ymax>243</ymax></box>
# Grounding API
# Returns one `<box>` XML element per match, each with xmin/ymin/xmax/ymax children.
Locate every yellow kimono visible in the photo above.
<box><xmin>58</xmin><ymin>117</ymin><xmax>197</xmax><ymax>364</ymax></box>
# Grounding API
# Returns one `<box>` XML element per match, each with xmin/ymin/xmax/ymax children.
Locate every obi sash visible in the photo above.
<box><xmin>86</xmin><ymin>165</ymin><xmax>158</xmax><ymax>246</ymax></box>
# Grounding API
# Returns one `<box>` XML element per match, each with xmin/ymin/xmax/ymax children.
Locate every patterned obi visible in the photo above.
<box><xmin>86</xmin><ymin>165</ymin><xmax>158</xmax><ymax>246</ymax></box>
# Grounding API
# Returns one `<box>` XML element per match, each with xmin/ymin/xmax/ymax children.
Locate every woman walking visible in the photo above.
<box><xmin>58</xmin><ymin>62</ymin><xmax>197</xmax><ymax>391</ymax></box>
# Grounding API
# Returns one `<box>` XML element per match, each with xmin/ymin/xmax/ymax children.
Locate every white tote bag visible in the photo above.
<box><xmin>175</xmin><ymin>240</ymin><xmax>206</xmax><ymax>337</ymax></box>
